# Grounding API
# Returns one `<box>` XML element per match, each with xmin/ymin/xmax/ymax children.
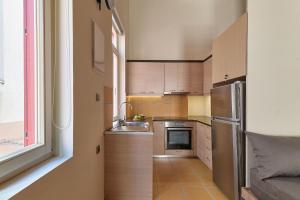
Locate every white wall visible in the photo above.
<box><xmin>0</xmin><ymin>0</ymin><xmax>24</xmax><ymax>123</ymax></box>
<box><xmin>247</xmin><ymin>0</ymin><xmax>300</xmax><ymax>136</ymax></box>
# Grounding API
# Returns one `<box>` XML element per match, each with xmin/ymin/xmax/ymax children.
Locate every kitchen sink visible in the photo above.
<box><xmin>110</xmin><ymin>121</ymin><xmax>150</xmax><ymax>132</ymax></box>
<box><xmin>122</xmin><ymin>121</ymin><xmax>149</xmax><ymax>128</ymax></box>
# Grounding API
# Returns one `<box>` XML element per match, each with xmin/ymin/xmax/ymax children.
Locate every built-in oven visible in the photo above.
<box><xmin>165</xmin><ymin>121</ymin><xmax>194</xmax><ymax>151</ymax></box>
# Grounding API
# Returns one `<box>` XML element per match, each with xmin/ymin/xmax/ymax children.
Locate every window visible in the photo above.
<box><xmin>0</xmin><ymin>0</ymin><xmax>52</xmax><ymax>182</ymax></box>
<box><xmin>0</xmin><ymin>0</ymin><xmax>3</xmax><ymax>84</ymax></box>
<box><xmin>112</xmin><ymin>23</ymin><xmax>120</xmax><ymax>119</ymax></box>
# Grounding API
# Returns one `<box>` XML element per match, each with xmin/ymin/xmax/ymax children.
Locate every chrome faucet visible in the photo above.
<box><xmin>119</xmin><ymin>101</ymin><xmax>133</xmax><ymax>121</ymax></box>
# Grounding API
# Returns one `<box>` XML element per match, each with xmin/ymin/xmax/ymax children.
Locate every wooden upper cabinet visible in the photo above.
<box><xmin>127</xmin><ymin>62</ymin><xmax>164</xmax><ymax>95</ymax></box>
<box><xmin>128</xmin><ymin>61</ymin><xmax>206</xmax><ymax>96</ymax></box>
<box><xmin>203</xmin><ymin>58</ymin><xmax>212</xmax><ymax>95</ymax></box>
<box><xmin>177</xmin><ymin>63</ymin><xmax>190</xmax><ymax>93</ymax></box>
<box><xmin>146</xmin><ymin>63</ymin><xmax>165</xmax><ymax>95</ymax></box>
<box><xmin>189</xmin><ymin>63</ymin><xmax>204</xmax><ymax>95</ymax></box>
<box><xmin>164</xmin><ymin>63</ymin><xmax>178</xmax><ymax>93</ymax></box>
<box><xmin>127</xmin><ymin>63</ymin><xmax>147</xmax><ymax>95</ymax></box>
<box><xmin>212</xmin><ymin>13</ymin><xmax>248</xmax><ymax>84</ymax></box>
<box><xmin>165</xmin><ymin>63</ymin><xmax>190</xmax><ymax>93</ymax></box>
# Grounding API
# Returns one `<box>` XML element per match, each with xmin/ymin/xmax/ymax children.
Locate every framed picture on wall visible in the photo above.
<box><xmin>93</xmin><ymin>20</ymin><xmax>105</xmax><ymax>73</ymax></box>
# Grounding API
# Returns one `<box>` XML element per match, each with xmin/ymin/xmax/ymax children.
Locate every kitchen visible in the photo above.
<box><xmin>104</xmin><ymin>1</ymin><xmax>247</xmax><ymax>199</ymax></box>
<box><xmin>0</xmin><ymin>0</ymin><xmax>299</xmax><ymax>200</ymax></box>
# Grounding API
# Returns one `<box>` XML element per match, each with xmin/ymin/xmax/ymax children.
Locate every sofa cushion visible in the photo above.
<box><xmin>247</xmin><ymin>132</ymin><xmax>300</xmax><ymax>179</ymax></box>
<box><xmin>251</xmin><ymin>168</ymin><xmax>300</xmax><ymax>200</ymax></box>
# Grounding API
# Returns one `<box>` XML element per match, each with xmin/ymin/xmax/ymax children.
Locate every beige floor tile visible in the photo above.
<box><xmin>157</xmin><ymin>174</ymin><xmax>178</xmax><ymax>182</ymax></box>
<box><xmin>206</xmin><ymin>186</ymin><xmax>229</xmax><ymax>200</ymax></box>
<box><xmin>177</xmin><ymin>173</ymin><xmax>202</xmax><ymax>184</ymax></box>
<box><xmin>183</xmin><ymin>187</ymin><xmax>212</xmax><ymax>200</ymax></box>
<box><xmin>157</xmin><ymin>183</ymin><xmax>184</xmax><ymax>200</ymax></box>
<box><xmin>199</xmin><ymin>175</ymin><xmax>216</xmax><ymax>187</ymax></box>
<box><xmin>153</xmin><ymin>158</ymin><xmax>227</xmax><ymax>200</ymax></box>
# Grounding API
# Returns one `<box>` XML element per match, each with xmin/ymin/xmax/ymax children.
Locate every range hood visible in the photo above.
<box><xmin>163</xmin><ymin>91</ymin><xmax>190</xmax><ymax>95</ymax></box>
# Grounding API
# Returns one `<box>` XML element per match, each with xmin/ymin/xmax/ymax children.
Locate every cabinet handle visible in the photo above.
<box><xmin>224</xmin><ymin>74</ymin><xmax>229</xmax><ymax>80</ymax></box>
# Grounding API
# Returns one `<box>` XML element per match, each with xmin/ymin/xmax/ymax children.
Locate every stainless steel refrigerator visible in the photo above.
<box><xmin>211</xmin><ymin>81</ymin><xmax>246</xmax><ymax>200</ymax></box>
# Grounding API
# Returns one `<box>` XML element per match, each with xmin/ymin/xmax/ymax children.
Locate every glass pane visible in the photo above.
<box><xmin>0</xmin><ymin>0</ymin><xmax>36</xmax><ymax>160</ymax></box>
<box><xmin>169</xmin><ymin>131</ymin><xmax>190</xmax><ymax>145</ymax></box>
<box><xmin>113</xmin><ymin>53</ymin><xmax>118</xmax><ymax>117</ymax></box>
<box><xmin>0</xmin><ymin>0</ymin><xmax>3</xmax><ymax>83</ymax></box>
<box><xmin>112</xmin><ymin>26</ymin><xmax>117</xmax><ymax>48</ymax></box>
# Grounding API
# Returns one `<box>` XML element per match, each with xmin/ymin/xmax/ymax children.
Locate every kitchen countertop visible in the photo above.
<box><xmin>152</xmin><ymin>116</ymin><xmax>211</xmax><ymax>126</ymax></box>
<box><xmin>105</xmin><ymin>130</ymin><xmax>153</xmax><ymax>135</ymax></box>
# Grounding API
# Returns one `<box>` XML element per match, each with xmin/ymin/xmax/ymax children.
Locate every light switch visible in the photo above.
<box><xmin>96</xmin><ymin>93</ymin><xmax>101</xmax><ymax>102</ymax></box>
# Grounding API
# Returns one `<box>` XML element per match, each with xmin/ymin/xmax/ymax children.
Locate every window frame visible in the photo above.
<box><xmin>0</xmin><ymin>0</ymin><xmax>3</xmax><ymax>84</ymax></box>
<box><xmin>112</xmin><ymin>22</ymin><xmax>121</xmax><ymax>119</ymax></box>
<box><xmin>0</xmin><ymin>0</ymin><xmax>52</xmax><ymax>183</ymax></box>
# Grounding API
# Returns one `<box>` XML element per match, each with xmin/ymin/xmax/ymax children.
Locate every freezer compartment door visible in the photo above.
<box><xmin>211</xmin><ymin>82</ymin><xmax>245</xmax><ymax>121</ymax></box>
<box><xmin>212</xmin><ymin>119</ymin><xmax>245</xmax><ymax>200</ymax></box>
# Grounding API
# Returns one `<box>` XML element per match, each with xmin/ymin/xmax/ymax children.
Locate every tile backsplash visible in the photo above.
<box><xmin>126</xmin><ymin>96</ymin><xmax>188</xmax><ymax>118</ymax></box>
<box><xmin>188</xmin><ymin>96</ymin><xmax>211</xmax><ymax>117</ymax></box>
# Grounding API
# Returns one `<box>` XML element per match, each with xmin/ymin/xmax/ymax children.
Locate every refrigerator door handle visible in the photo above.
<box><xmin>236</xmin><ymin>86</ymin><xmax>241</xmax><ymax>120</ymax></box>
<box><xmin>212</xmin><ymin>118</ymin><xmax>240</xmax><ymax>125</ymax></box>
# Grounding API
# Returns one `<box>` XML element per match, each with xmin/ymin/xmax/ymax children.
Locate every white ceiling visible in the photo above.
<box><xmin>126</xmin><ymin>0</ymin><xmax>246</xmax><ymax>60</ymax></box>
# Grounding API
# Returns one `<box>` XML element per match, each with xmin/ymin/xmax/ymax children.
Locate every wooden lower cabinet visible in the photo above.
<box><xmin>105</xmin><ymin>134</ymin><xmax>153</xmax><ymax>200</ymax></box>
<box><xmin>196</xmin><ymin>123</ymin><xmax>212</xmax><ymax>170</ymax></box>
<box><xmin>153</xmin><ymin>122</ymin><xmax>165</xmax><ymax>155</ymax></box>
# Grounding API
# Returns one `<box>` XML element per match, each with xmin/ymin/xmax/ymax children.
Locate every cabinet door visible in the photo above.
<box><xmin>153</xmin><ymin>122</ymin><xmax>165</xmax><ymax>155</ymax></box>
<box><xmin>145</xmin><ymin>63</ymin><xmax>165</xmax><ymax>95</ymax></box>
<box><xmin>196</xmin><ymin>123</ymin><xmax>204</xmax><ymax>159</ymax></box>
<box><xmin>212</xmin><ymin>32</ymin><xmax>228</xmax><ymax>84</ymax></box>
<box><xmin>177</xmin><ymin>63</ymin><xmax>190</xmax><ymax>93</ymax></box>
<box><xmin>127</xmin><ymin>62</ymin><xmax>147</xmax><ymax>95</ymax></box>
<box><xmin>190</xmin><ymin>63</ymin><xmax>204</xmax><ymax>95</ymax></box>
<box><xmin>127</xmin><ymin>62</ymin><xmax>164</xmax><ymax>95</ymax></box>
<box><xmin>203</xmin><ymin>126</ymin><xmax>212</xmax><ymax>170</ymax></box>
<box><xmin>164</xmin><ymin>63</ymin><xmax>178</xmax><ymax>93</ymax></box>
<box><xmin>212</xmin><ymin>13</ymin><xmax>247</xmax><ymax>84</ymax></box>
<box><xmin>203</xmin><ymin>58</ymin><xmax>212</xmax><ymax>95</ymax></box>
<box><xmin>227</xmin><ymin>13</ymin><xmax>247</xmax><ymax>80</ymax></box>
<box><xmin>197</xmin><ymin>123</ymin><xmax>212</xmax><ymax>169</ymax></box>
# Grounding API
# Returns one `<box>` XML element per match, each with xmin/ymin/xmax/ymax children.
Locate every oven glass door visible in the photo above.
<box><xmin>166</xmin><ymin>128</ymin><xmax>192</xmax><ymax>150</ymax></box>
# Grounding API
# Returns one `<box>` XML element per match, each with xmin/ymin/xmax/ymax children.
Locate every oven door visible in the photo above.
<box><xmin>166</xmin><ymin>128</ymin><xmax>193</xmax><ymax>150</ymax></box>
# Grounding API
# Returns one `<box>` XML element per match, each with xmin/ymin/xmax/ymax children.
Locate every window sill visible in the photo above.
<box><xmin>0</xmin><ymin>155</ymin><xmax>72</xmax><ymax>199</ymax></box>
